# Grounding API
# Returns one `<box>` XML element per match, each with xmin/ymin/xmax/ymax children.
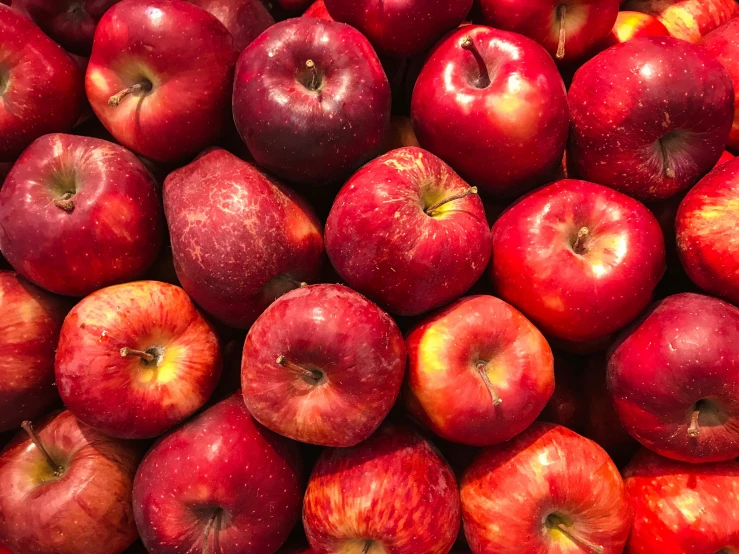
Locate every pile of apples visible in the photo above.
<box><xmin>2</xmin><ymin>0</ymin><xmax>739</xmax><ymax>552</ymax></box>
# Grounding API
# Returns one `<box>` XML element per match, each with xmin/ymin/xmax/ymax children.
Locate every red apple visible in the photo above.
<box><xmin>717</xmin><ymin>150</ymin><xmax>735</xmax><ymax>166</ymax></box>
<box><xmin>405</xmin><ymin>295</ymin><xmax>555</xmax><ymax>446</ymax></box>
<box><xmin>55</xmin><ymin>280</ymin><xmax>222</xmax><ymax>439</ymax></box>
<box><xmin>302</xmin><ymin>0</ymin><xmax>330</xmax><ymax>20</ymax></box>
<box><xmin>0</xmin><ymin>5</ymin><xmax>85</xmax><ymax>163</ymax></box>
<box><xmin>242</xmin><ymin>284</ymin><xmax>406</xmax><ymax>446</ymax></box>
<box><xmin>185</xmin><ymin>0</ymin><xmax>274</xmax><ymax>51</ymax></box>
<box><xmin>461</xmin><ymin>423</ymin><xmax>630</xmax><ymax>554</ymax></box>
<box><xmin>608</xmin><ymin>292</ymin><xmax>739</xmax><ymax>463</ymax></box>
<box><xmin>623</xmin><ymin>448</ymin><xmax>739</xmax><ymax>553</ymax></box>
<box><xmin>303</xmin><ymin>422</ymin><xmax>460</xmax><ymax>554</ymax></box>
<box><xmin>325</xmin><ymin>147</ymin><xmax>490</xmax><ymax>316</ymax></box>
<box><xmin>85</xmin><ymin>0</ymin><xmax>238</xmax><ymax>163</ymax></box>
<box><xmin>623</xmin><ymin>0</ymin><xmax>738</xmax><ymax>43</ymax></box>
<box><xmin>163</xmin><ymin>148</ymin><xmax>324</xmax><ymax>328</ymax></box>
<box><xmin>490</xmin><ymin>179</ymin><xmax>666</xmax><ymax>344</ymax></box>
<box><xmin>597</xmin><ymin>10</ymin><xmax>670</xmax><ymax>50</ymax></box>
<box><xmin>0</xmin><ymin>272</ymin><xmax>67</xmax><ymax>432</ymax></box>
<box><xmin>0</xmin><ymin>411</ymin><xmax>140</xmax><ymax>554</ymax></box>
<box><xmin>233</xmin><ymin>18</ymin><xmax>390</xmax><ymax>186</ymax></box>
<box><xmin>0</xmin><ymin>134</ymin><xmax>163</xmax><ymax>297</ymax></box>
<box><xmin>411</xmin><ymin>25</ymin><xmax>569</xmax><ymax>199</ymax></box>
<box><xmin>538</xmin><ymin>354</ymin><xmax>587</xmax><ymax>432</ymax></box>
<box><xmin>275</xmin><ymin>0</ymin><xmax>310</xmax><ymax>10</ymax></box>
<box><xmin>569</xmin><ymin>36</ymin><xmax>734</xmax><ymax>200</ymax></box>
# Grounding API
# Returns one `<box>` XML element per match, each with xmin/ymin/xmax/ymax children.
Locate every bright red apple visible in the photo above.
<box><xmin>85</xmin><ymin>0</ymin><xmax>238</xmax><ymax>163</ymax></box>
<box><xmin>569</xmin><ymin>36</ymin><xmax>734</xmax><ymax>200</ymax></box>
<box><xmin>608</xmin><ymin>292</ymin><xmax>739</xmax><ymax>463</ymax></box>
<box><xmin>185</xmin><ymin>0</ymin><xmax>274</xmax><ymax>51</ymax></box>
<box><xmin>163</xmin><ymin>148</ymin><xmax>324</xmax><ymax>328</ymax></box>
<box><xmin>325</xmin><ymin>147</ymin><xmax>491</xmax><ymax>316</ymax></box>
<box><xmin>717</xmin><ymin>150</ymin><xmax>735</xmax><ymax>166</ymax></box>
<box><xmin>624</xmin><ymin>0</ymin><xmax>738</xmax><ymax>43</ymax></box>
<box><xmin>303</xmin><ymin>422</ymin><xmax>460</xmax><ymax>554</ymax></box>
<box><xmin>55</xmin><ymin>280</ymin><xmax>222</xmax><ymax>439</ymax></box>
<box><xmin>411</xmin><ymin>25</ymin><xmax>569</xmax><ymax>199</ymax></box>
<box><xmin>302</xmin><ymin>0</ymin><xmax>330</xmax><ymax>19</ymax></box>
<box><xmin>405</xmin><ymin>295</ymin><xmax>555</xmax><ymax>446</ymax></box>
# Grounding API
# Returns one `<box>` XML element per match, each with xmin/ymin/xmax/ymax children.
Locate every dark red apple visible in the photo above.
<box><xmin>380</xmin><ymin>115</ymin><xmax>420</xmax><ymax>155</ymax></box>
<box><xmin>185</xmin><ymin>0</ymin><xmax>274</xmax><ymax>51</ymax></box>
<box><xmin>275</xmin><ymin>0</ymin><xmax>310</xmax><ymax>11</ymax></box>
<box><xmin>302</xmin><ymin>0</ymin><xmax>330</xmax><ymax>19</ymax></box>
<box><xmin>568</xmin><ymin>36</ymin><xmax>734</xmax><ymax>200</ymax></box>
<box><xmin>0</xmin><ymin>134</ymin><xmax>163</xmax><ymax>297</ymax></box>
<box><xmin>411</xmin><ymin>25</ymin><xmax>568</xmax><ymax>199</ymax></box>
<box><xmin>325</xmin><ymin>147</ymin><xmax>491</xmax><ymax>316</ymax></box>
<box><xmin>608</xmin><ymin>292</ymin><xmax>739</xmax><ymax>463</ymax></box>
<box><xmin>163</xmin><ymin>148</ymin><xmax>324</xmax><ymax>328</ymax></box>
<box><xmin>0</xmin><ymin>5</ymin><xmax>85</xmax><ymax>163</ymax></box>
<box><xmin>85</xmin><ymin>0</ymin><xmax>238</xmax><ymax>163</ymax></box>
<box><xmin>537</xmin><ymin>354</ymin><xmax>587</xmax><ymax>432</ymax></box>
<box><xmin>624</xmin><ymin>0</ymin><xmax>738</xmax><ymax>43</ymax></box>
<box><xmin>134</xmin><ymin>392</ymin><xmax>303</xmax><ymax>554</ymax></box>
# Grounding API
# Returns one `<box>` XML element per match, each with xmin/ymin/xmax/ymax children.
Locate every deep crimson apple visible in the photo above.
<box><xmin>275</xmin><ymin>0</ymin><xmax>310</xmax><ymax>10</ymax></box>
<box><xmin>85</xmin><ymin>0</ymin><xmax>238</xmax><ymax>163</ymax></box>
<box><xmin>0</xmin><ymin>134</ymin><xmax>163</xmax><ymax>297</ymax></box>
<box><xmin>134</xmin><ymin>392</ymin><xmax>303</xmax><ymax>554</ymax></box>
<box><xmin>623</xmin><ymin>449</ymin><xmax>739</xmax><ymax>553</ymax></box>
<box><xmin>186</xmin><ymin>0</ymin><xmax>274</xmax><ymax>51</ymax></box>
<box><xmin>624</xmin><ymin>0</ymin><xmax>738</xmax><ymax>43</ymax></box>
<box><xmin>55</xmin><ymin>280</ymin><xmax>222</xmax><ymax>439</ymax></box>
<box><xmin>163</xmin><ymin>148</ymin><xmax>324</xmax><ymax>328</ymax></box>
<box><xmin>538</xmin><ymin>354</ymin><xmax>587</xmax><ymax>432</ymax></box>
<box><xmin>233</xmin><ymin>18</ymin><xmax>390</xmax><ymax>186</ymax></box>
<box><xmin>0</xmin><ymin>411</ymin><xmax>140</xmax><ymax>554</ymax></box>
<box><xmin>0</xmin><ymin>5</ymin><xmax>85</xmax><ymax>163</ymax></box>
<box><xmin>490</xmin><ymin>179</ymin><xmax>666</xmax><ymax>344</ymax></box>
<box><xmin>568</xmin><ymin>36</ymin><xmax>734</xmax><ymax>200</ymax></box>
<box><xmin>608</xmin><ymin>292</ymin><xmax>739</xmax><ymax>463</ymax></box>
<box><xmin>302</xmin><ymin>0</ymin><xmax>330</xmax><ymax>19</ymax></box>
<box><xmin>412</xmin><ymin>25</ymin><xmax>568</xmax><ymax>199</ymax></box>
<box><xmin>325</xmin><ymin>147</ymin><xmax>490</xmax><ymax>316</ymax></box>
<box><xmin>405</xmin><ymin>295</ymin><xmax>555</xmax><ymax>446</ymax></box>
<box><xmin>324</xmin><ymin>0</ymin><xmax>472</xmax><ymax>57</ymax></box>
<box><xmin>303</xmin><ymin>423</ymin><xmax>460</xmax><ymax>554</ymax></box>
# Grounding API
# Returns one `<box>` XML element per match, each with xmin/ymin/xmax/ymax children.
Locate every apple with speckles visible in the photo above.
<box><xmin>186</xmin><ymin>0</ymin><xmax>274</xmax><ymax>51</ymax></box>
<box><xmin>623</xmin><ymin>0</ymin><xmax>738</xmax><ymax>43</ymax></box>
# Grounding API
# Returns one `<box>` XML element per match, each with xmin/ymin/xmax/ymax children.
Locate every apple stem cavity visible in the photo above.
<box><xmin>305</xmin><ymin>59</ymin><xmax>320</xmax><ymax>91</ymax></box>
<box><xmin>460</xmin><ymin>37</ymin><xmax>491</xmax><ymax>88</ymax></box>
<box><xmin>202</xmin><ymin>508</ymin><xmax>222</xmax><ymax>554</ymax></box>
<box><xmin>54</xmin><ymin>192</ymin><xmax>75</xmax><ymax>213</ymax></box>
<box><xmin>276</xmin><ymin>355</ymin><xmax>323</xmax><ymax>384</ymax></box>
<box><xmin>21</xmin><ymin>420</ymin><xmax>63</xmax><ymax>476</ymax></box>
<box><xmin>120</xmin><ymin>347</ymin><xmax>155</xmax><ymax>363</ymax></box>
<box><xmin>425</xmin><ymin>187</ymin><xmax>478</xmax><ymax>215</ymax></box>
<box><xmin>477</xmin><ymin>363</ymin><xmax>503</xmax><ymax>407</ymax></box>
<box><xmin>362</xmin><ymin>540</ymin><xmax>372</xmax><ymax>554</ymax></box>
<box><xmin>659</xmin><ymin>138</ymin><xmax>676</xmax><ymax>179</ymax></box>
<box><xmin>108</xmin><ymin>79</ymin><xmax>153</xmax><ymax>108</ymax></box>
<box><xmin>688</xmin><ymin>406</ymin><xmax>701</xmax><ymax>438</ymax></box>
<box><xmin>547</xmin><ymin>514</ymin><xmax>604</xmax><ymax>554</ymax></box>
<box><xmin>556</xmin><ymin>4</ymin><xmax>567</xmax><ymax>60</ymax></box>
<box><xmin>572</xmin><ymin>227</ymin><xmax>589</xmax><ymax>254</ymax></box>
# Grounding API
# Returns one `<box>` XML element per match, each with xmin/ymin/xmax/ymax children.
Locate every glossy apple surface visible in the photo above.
<box><xmin>186</xmin><ymin>0</ymin><xmax>274</xmax><ymax>51</ymax></box>
<box><xmin>608</xmin><ymin>292</ymin><xmax>739</xmax><ymax>463</ymax></box>
<box><xmin>325</xmin><ymin>147</ymin><xmax>490</xmax><ymax>316</ymax></box>
<box><xmin>624</xmin><ymin>0</ymin><xmax>738</xmax><ymax>42</ymax></box>
<box><xmin>411</xmin><ymin>25</ymin><xmax>568</xmax><ymax>199</ymax></box>
<box><xmin>569</xmin><ymin>36</ymin><xmax>733</xmax><ymax>200</ymax></box>
<box><xmin>303</xmin><ymin>423</ymin><xmax>460</xmax><ymax>554</ymax></box>
<box><xmin>164</xmin><ymin>148</ymin><xmax>324</xmax><ymax>328</ymax></box>
<box><xmin>55</xmin><ymin>281</ymin><xmax>222</xmax><ymax>439</ymax></box>
<box><xmin>134</xmin><ymin>393</ymin><xmax>304</xmax><ymax>554</ymax></box>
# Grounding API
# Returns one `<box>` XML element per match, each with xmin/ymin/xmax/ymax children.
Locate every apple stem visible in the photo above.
<box><xmin>108</xmin><ymin>80</ymin><xmax>153</xmax><ymax>108</ymax></box>
<box><xmin>460</xmin><ymin>37</ymin><xmax>491</xmax><ymax>88</ymax></box>
<box><xmin>477</xmin><ymin>363</ymin><xmax>503</xmax><ymax>407</ymax></box>
<box><xmin>54</xmin><ymin>192</ymin><xmax>75</xmax><ymax>213</ymax></box>
<box><xmin>276</xmin><ymin>355</ymin><xmax>323</xmax><ymax>383</ymax></box>
<box><xmin>120</xmin><ymin>347</ymin><xmax>155</xmax><ymax>362</ymax></box>
<box><xmin>572</xmin><ymin>227</ymin><xmax>589</xmax><ymax>254</ymax></box>
<box><xmin>556</xmin><ymin>4</ymin><xmax>567</xmax><ymax>60</ymax></box>
<box><xmin>362</xmin><ymin>540</ymin><xmax>372</xmax><ymax>554</ymax></box>
<box><xmin>281</xmin><ymin>275</ymin><xmax>308</xmax><ymax>288</ymax></box>
<box><xmin>21</xmin><ymin>420</ymin><xmax>62</xmax><ymax>475</ymax></box>
<box><xmin>659</xmin><ymin>139</ymin><xmax>676</xmax><ymax>179</ymax></box>
<box><xmin>688</xmin><ymin>407</ymin><xmax>700</xmax><ymax>438</ymax></box>
<box><xmin>554</xmin><ymin>522</ymin><xmax>604</xmax><ymax>554</ymax></box>
<box><xmin>425</xmin><ymin>187</ymin><xmax>478</xmax><ymax>215</ymax></box>
<box><xmin>202</xmin><ymin>508</ymin><xmax>222</xmax><ymax>554</ymax></box>
<box><xmin>305</xmin><ymin>59</ymin><xmax>319</xmax><ymax>91</ymax></box>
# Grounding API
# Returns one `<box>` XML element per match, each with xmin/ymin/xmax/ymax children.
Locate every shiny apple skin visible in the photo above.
<box><xmin>233</xmin><ymin>18</ymin><xmax>390</xmax><ymax>186</ymax></box>
<box><xmin>302</xmin><ymin>0</ymin><xmax>331</xmax><ymax>19</ymax></box>
<box><xmin>186</xmin><ymin>0</ymin><xmax>274</xmax><ymax>51</ymax></box>
<box><xmin>461</xmin><ymin>423</ymin><xmax>630</xmax><ymax>554</ymax></box>
<box><xmin>702</xmin><ymin>18</ymin><xmax>739</xmax><ymax>153</ymax></box>
<box><xmin>490</xmin><ymin>179</ymin><xmax>666</xmax><ymax>344</ymax></box>
<box><xmin>55</xmin><ymin>281</ymin><xmax>222</xmax><ymax>439</ymax></box>
<box><xmin>0</xmin><ymin>272</ymin><xmax>67</xmax><ymax>432</ymax></box>
<box><xmin>608</xmin><ymin>293</ymin><xmax>739</xmax><ymax>463</ymax></box>
<box><xmin>569</xmin><ymin>36</ymin><xmax>734</xmax><ymax>200</ymax></box>
<box><xmin>324</xmin><ymin>0</ymin><xmax>472</xmax><ymax>58</ymax></box>
<box><xmin>624</xmin><ymin>0</ymin><xmax>738</xmax><ymax>43</ymax></box>
<box><xmin>325</xmin><ymin>147</ymin><xmax>490</xmax><ymax>316</ymax></box>
<box><xmin>242</xmin><ymin>284</ymin><xmax>406</xmax><ymax>447</ymax></box>
<box><xmin>85</xmin><ymin>0</ymin><xmax>238</xmax><ymax>163</ymax></box>
<box><xmin>405</xmin><ymin>295</ymin><xmax>554</xmax><ymax>446</ymax></box>
<box><xmin>0</xmin><ymin>134</ymin><xmax>163</xmax><ymax>297</ymax></box>
<box><xmin>623</xmin><ymin>449</ymin><xmax>739</xmax><ymax>553</ymax></box>
<box><xmin>303</xmin><ymin>423</ymin><xmax>460</xmax><ymax>554</ymax></box>
<box><xmin>412</xmin><ymin>25</ymin><xmax>569</xmax><ymax>199</ymax></box>
<box><xmin>0</xmin><ymin>410</ymin><xmax>140</xmax><ymax>554</ymax></box>
<box><xmin>163</xmin><ymin>148</ymin><xmax>324</xmax><ymax>328</ymax></box>
<box><xmin>0</xmin><ymin>6</ymin><xmax>85</xmax><ymax>163</ymax></box>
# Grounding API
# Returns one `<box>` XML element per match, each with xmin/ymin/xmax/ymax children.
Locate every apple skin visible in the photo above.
<box><xmin>0</xmin><ymin>134</ymin><xmax>163</xmax><ymax>297</ymax></box>
<box><xmin>623</xmin><ymin>448</ymin><xmax>739</xmax><ymax>553</ymax></box>
<box><xmin>405</xmin><ymin>295</ymin><xmax>555</xmax><ymax>446</ymax></box>
<box><xmin>0</xmin><ymin>5</ymin><xmax>85</xmax><ymax>163</ymax></box>
<box><xmin>163</xmin><ymin>148</ymin><xmax>324</xmax><ymax>328</ymax></box>
<box><xmin>461</xmin><ymin>423</ymin><xmax>630</xmax><ymax>554</ymax></box>
<box><xmin>623</xmin><ymin>0</ymin><xmax>738</xmax><ymax>43</ymax></box>
<box><xmin>569</xmin><ymin>36</ymin><xmax>734</xmax><ymax>201</ymax></box>
<box><xmin>600</xmin><ymin>10</ymin><xmax>670</xmax><ymax>47</ymax></box>
<box><xmin>302</xmin><ymin>0</ymin><xmax>330</xmax><ymax>19</ymax></box>
<box><xmin>0</xmin><ymin>271</ymin><xmax>67</xmax><ymax>432</ymax></box>
<box><xmin>303</xmin><ymin>422</ymin><xmax>461</xmax><ymax>554</ymax></box>
<box><xmin>608</xmin><ymin>292</ymin><xmax>739</xmax><ymax>463</ymax></box>
<box><xmin>85</xmin><ymin>0</ymin><xmax>239</xmax><ymax>163</ymax></box>
<box><xmin>185</xmin><ymin>0</ymin><xmax>274</xmax><ymax>51</ymax></box>
<box><xmin>0</xmin><ymin>410</ymin><xmax>140</xmax><ymax>554</ymax></box>
<box><xmin>325</xmin><ymin>147</ymin><xmax>491</xmax><ymax>316</ymax></box>
<box><xmin>233</xmin><ymin>18</ymin><xmax>391</xmax><ymax>186</ymax></box>
<box><xmin>537</xmin><ymin>354</ymin><xmax>586</xmax><ymax>432</ymax></box>
<box><xmin>490</xmin><ymin>179</ymin><xmax>666</xmax><ymax>344</ymax></box>
<box><xmin>411</xmin><ymin>25</ymin><xmax>569</xmax><ymax>199</ymax></box>
<box><xmin>718</xmin><ymin>150</ymin><xmax>735</xmax><ymax>166</ymax></box>
<box><xmin>55</xmin><ymin>280</ymin><xmax>222</xmax><ymax>439</ymax></box>
<box><xmin>242</xmin><ymin>284</ymin><xmax>406</xmax><ymax>447</ymax></box>
<box><xmin>133</xmin><ymin>392</ymin><xmax>304</xmax><ymax>554</ymax></box>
